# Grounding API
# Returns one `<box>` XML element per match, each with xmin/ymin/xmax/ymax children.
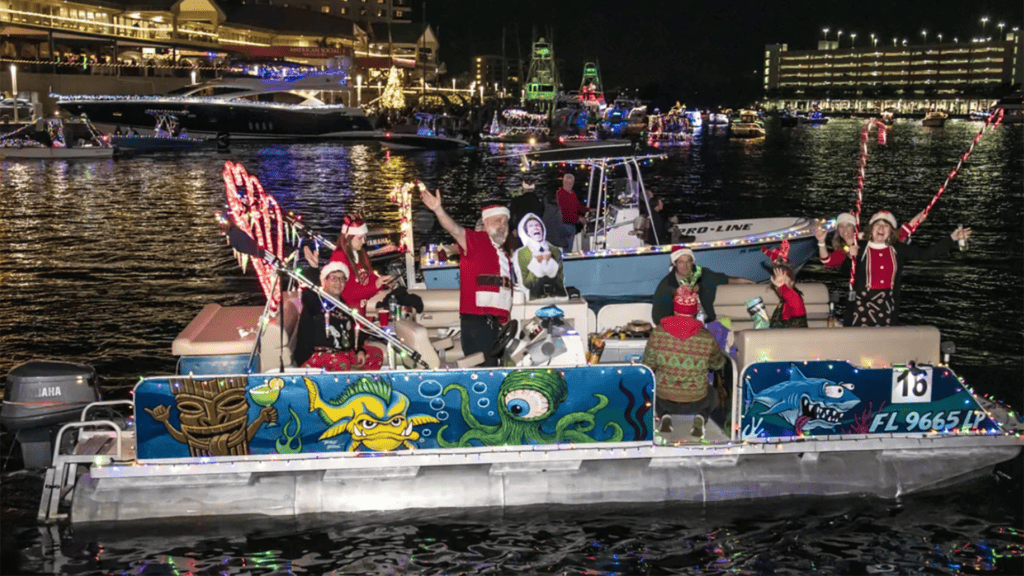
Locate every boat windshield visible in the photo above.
<box><xmin>168</xmin><ymin>86</ymin><xmax>252</xmax><ymax>97</ymax></box>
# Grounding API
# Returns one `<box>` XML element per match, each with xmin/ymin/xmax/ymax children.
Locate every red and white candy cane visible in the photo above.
<box><xmin>904</xmin><ymin>107</ymin><xmax>1005</xmax><ymax>237</ymax></box>
<box><xmin>849</xmin><ymin>119</ymin><xmax>888</xmax><ymax>290</ymax></box>
<box><xmin>223</xmin><ymin>161</ymin><xmax>285</xmax><ymax>311</ymax></box>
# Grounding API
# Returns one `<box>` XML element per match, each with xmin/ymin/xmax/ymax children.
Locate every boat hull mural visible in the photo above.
<box><xmin>134</xmin><ymin>365</ymin><xmax>655</xmax><ymax>460</ymax></box>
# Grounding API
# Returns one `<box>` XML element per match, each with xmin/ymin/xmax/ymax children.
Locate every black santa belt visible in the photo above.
<box><xmin>477</xmin><ymin>275</ymin><xmax>513</xmax><ymax>289</ymax></box>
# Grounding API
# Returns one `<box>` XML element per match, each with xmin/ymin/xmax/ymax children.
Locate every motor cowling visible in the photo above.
<box><xmin>1</xmin><ymin>361</ymin><xmax>99</xmax><ymax>468</ymax></box>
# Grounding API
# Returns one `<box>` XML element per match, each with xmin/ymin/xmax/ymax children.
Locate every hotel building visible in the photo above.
<box><xmin>763</xmin><ymin>32</ymin><xmax>1023</xmax><ymax>114</ymax></box>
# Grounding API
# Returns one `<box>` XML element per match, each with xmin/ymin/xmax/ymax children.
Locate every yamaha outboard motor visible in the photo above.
<box><xmin>1</xmin><ymin>361</ymin><xmax>99</xmax><ymax>468</ymax></box>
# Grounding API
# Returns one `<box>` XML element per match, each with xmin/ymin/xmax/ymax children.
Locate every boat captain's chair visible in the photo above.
<box><xmin>393</xmin><ymin>318</ymin><xmax>485</xmax><ymax>369</ymax></box>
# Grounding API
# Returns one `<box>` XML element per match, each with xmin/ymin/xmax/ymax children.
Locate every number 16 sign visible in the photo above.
<box><xmin>892</xmin><ymin>366</ymin><xmax>933</xmax><ymax>403</ymax></box>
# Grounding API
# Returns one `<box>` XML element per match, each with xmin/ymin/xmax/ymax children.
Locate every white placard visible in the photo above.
<box><xmin>891</xmin><ymin>366</ymin><xmax>933</xmax><ymax>403</ymax></box>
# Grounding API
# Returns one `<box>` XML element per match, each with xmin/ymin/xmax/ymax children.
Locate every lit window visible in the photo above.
<box><xmin>321</xmin><ymin>6</ymin><xmax>330</xmax><ymax>12</ymax></box>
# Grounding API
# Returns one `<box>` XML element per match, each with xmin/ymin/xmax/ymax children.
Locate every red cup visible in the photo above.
<box><xmin>378</xmin><ymin>309</ymin><xmax>389</xmax><ymax>327</ymax></box>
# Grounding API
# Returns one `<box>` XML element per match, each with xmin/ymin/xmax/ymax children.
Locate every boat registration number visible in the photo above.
<box><xmin>868</xmin><ymin>409</ymin><xmax>988</xmax><ymax>433</ymax></box>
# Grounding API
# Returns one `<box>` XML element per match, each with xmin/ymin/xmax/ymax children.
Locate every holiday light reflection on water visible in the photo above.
<box><xmin>0</xmin><ymin>118</ymin><xmax>1022</xmax><ymax>574</ymax></box>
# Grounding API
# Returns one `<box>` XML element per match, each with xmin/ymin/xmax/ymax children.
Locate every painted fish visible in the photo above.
<box><xmin>745</xmin><ymin>365</ymin><xmax>861</xmax><ymax>431</ymax></box>
<box><xmin>304</xmin><ymin>376</ymin><xmax>439</xmax><ymax>451</ymax></box>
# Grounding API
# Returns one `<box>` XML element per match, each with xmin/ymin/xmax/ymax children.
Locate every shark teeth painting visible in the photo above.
<box><xmin>746</xmin><ymin>365</ymin><xmax>861</xmax><ymax>432</ymax></box>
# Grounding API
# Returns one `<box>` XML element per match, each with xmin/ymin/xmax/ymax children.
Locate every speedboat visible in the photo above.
<box><xmin>799</xmin><ymin>110</ymin><xmax>830</xmax><ymax>125</ymax></box>
<box><xmin>424</xmin><ymin>143</ymin><xmax>820</xmax><ymax>297</ymax></box>
<box><xmin>707</xmin><ymin>112</ymin><xmax>729</xmax><ymax>125</ymax></box>
<box><xmin>730</xmin><ymin>109</ymin><xmax>766</xmax><ymax>138</ymax></box>
<box><xmin>480</xmin><ymin>109</ymin><xmax>550</xmax><ymax>144</ymax></box>
<box><xmin>0</xmin><ymin>117</ymin><xmax>115</xmax><ymax>160</ymax></box>
<box><xmin>108</xmin><ymin>110</ymin><xmax>216</xmax><ymax>152</ymax></box>
<box><xmin>6</xmin><ymin>160</ymin><xmax>1019</xmax><ymax>525</ymax></box>
<box><xmin>921</xmin><ymin>111</ymin><xmax>948</xmax><ymax>127</ymax></box>
<box><xmin>381</xmin><ymin>113</ymin><xmax>472</xmax><ymax>151</ymax></box>
<box><xmin>645</xmin><ymin>111</ymin><xmax>691</xmax><ymax>145</ymax></box>
<box><xmin>55</xmin><ymin>71</ymin><xmax>378</xmax><ymax>141</ymax></box>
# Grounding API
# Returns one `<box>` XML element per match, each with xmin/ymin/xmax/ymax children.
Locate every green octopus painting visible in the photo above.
<box><xmin>437</xmin><ymin>369</ymin><xmax>623</xmax><ymax>447</ymax></box>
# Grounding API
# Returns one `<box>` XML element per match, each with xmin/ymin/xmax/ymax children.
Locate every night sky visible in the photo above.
<box><xmin>417</xmin><ymin>0</ymin><xmax>1022</xmax><ymax>108</ymax></box>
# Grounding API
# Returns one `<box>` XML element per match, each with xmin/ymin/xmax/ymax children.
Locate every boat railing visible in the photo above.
<box><xmin>41</xmin><ymin>416</ymin><xmax>131</xmax><ymax>522</ymax></box>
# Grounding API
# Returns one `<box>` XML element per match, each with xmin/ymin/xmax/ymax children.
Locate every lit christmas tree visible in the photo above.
<box><xmin>381</xmin><ymin>66</ymin><xmax>405</xmax><ymax>110</ymax></box>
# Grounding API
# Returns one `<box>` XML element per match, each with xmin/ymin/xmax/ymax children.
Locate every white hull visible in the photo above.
<box><xmin>69</xmin><ymin>434</ymin><xmax>1020</xmax><ymax>523</ymax></box>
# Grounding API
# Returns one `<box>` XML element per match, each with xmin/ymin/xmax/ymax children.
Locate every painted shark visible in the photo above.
<box><xmin>745</xmin><ymin>365</ymin><xmax>861</xmax><ymax>431</ymax></box>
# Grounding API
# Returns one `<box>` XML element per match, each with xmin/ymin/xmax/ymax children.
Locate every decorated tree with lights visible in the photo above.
<box><xmin>381</xmin><ymin>66</ymin><xmax>405</xmax><ymax>110</ymax></box>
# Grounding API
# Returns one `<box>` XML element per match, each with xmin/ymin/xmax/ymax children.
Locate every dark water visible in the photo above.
<box><xmin>2</xmin><ymin>118</ymin><xmax>1022</xmax><ymax>574</ymax></box>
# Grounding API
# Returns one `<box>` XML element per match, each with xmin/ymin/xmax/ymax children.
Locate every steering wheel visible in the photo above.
<box><xmin>489</xmin><ymin>319</ymin><xmax>519</xmax><ymax>359</ymax></box>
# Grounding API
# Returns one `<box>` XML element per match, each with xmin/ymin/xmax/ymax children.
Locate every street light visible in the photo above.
<box><xmin>937</xmin><ymin>33</ymin><xmax>943</xmax><ymax>43</ymax></box>
<box><xmin>981</xmin><ymin>16</ymin><xmax>989</xmax><ymax>35</ymax></box>
<box><xmin>851</xmin><ymin>32</ymin><xmax>857</xmax><ymax>47</ymax></box>
<box><xmin>922</xmin><ymin>30</ymin><xmax>927</xmax><ymax>44</ymax></box>
<box><xmin>902</xmin><ymin>39</ymin><xmax>907</xmax><ymax>47</ymax></box>
<box><xmin>871</xmin><ymin>33</ymin><xmax>877</xmax><ymax>47</ymax></box>
<box><xmin>451</xmin><ymin>78</ymin><xmax>456</xmax><ymax>91</ymax></box>
<box><xmin>9</xmin><ymin>64</ymin><xmax>17</xmax><ymax>124</ymax></box>
<box><xmin>823</xmin><ymin>27</ymin><xmax>829</xmax><ymax>39</ymax></box>
<box><xmin>837</xmin><ymin>30</ymin><xmax>843</xmax><ymax>45</ymax></box>
<box><xmin>893</xmin><ymin>37</ymin><xmax>898</xmax><ymax>47</ymax></box>
<box><xmin>997</xmin><ymin>22</ymin><xmax>1005</xmax><ymax>37</ymax></box>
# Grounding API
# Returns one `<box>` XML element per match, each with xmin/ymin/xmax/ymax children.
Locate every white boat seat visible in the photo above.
<box><xmin>393</xmin><ymin>319</ymin><xmax>485</xmax><ymax>369</ymax></box>
<box><xmin>714</xmin><ymin>283</ymin><xmax>831</xmax><ymax>329</ymax></box>
<box><xmin>736</xmin><ymin>325</ymin><xmax>941</xmax><ymax>370</ymax></box>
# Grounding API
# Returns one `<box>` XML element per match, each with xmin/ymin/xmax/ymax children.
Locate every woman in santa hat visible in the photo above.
<box><xmin>850</xmin><ymin>210</ymin><xmax>970</xmax><ymax>326</ymax></box>
<box><xmin>329</xmin><ymin>213</ymin><xmax>395</xmax><ymax>319</ymax></box>
<box><xmin>815</xmin><ymin>210</ymin><xmax>928</xmax><ymax>270</ymax></box>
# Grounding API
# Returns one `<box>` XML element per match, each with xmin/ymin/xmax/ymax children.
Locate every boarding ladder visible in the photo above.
<box><xmin>39</xmin><ymin>400</ymin><xmax>135</xmax><ymax>523</ymax></box>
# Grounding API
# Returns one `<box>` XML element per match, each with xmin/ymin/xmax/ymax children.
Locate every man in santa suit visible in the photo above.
<box><xmin>420</xmin><ymin>188</ymin><xmax>513</xmax><ymax>366</ymax></box>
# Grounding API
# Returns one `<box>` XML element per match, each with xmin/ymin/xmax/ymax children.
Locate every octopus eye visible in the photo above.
<box><xmin>389</xmin><ymin>417</ymin><xmax>403</xmax><ymax>427</ymax></box>
<box><xmin>502</xmin><ymin>389</ymin><xmax>550</xmax><ymax>420</ymax></box>
<box><xmin>361</xmin><ymin>420</ymin><xmax>378</xmax><ymax>429</ymax></box>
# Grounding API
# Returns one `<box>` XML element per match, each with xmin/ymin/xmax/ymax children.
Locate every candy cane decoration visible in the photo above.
<box><xmin>389</xmin><ymin>180</ymin><xmax>428</xmax><ymax>286</ymax></box>
<box><xmin>849</xmin><ymin>119</ymin><xmax>888</xmax><ymax>290</ymax></box>
<box><xmin>905</xmin><ymin>107</ymin><xmax>1005</xmax><ymax>236</ymax></box>
<box><xmin>223</xmin><ymin>161</ymin><xmax>285</xmax><ymax>311</ymax></box>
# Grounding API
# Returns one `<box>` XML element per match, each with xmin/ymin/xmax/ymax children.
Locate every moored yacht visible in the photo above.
<box><xmin>55</xmin><ymin>72</ymin><xmax>378</xmax><ymax>140</ymax></box>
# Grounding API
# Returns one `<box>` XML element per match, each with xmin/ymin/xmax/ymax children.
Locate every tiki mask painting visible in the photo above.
<box><xmin>144</xmin><ymin>376</ymin><xmax>277</xmax><ymax>456</ymax></box>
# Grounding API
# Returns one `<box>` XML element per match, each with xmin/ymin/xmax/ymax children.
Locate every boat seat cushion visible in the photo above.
<box><xmin>172</xmin><ymin>304</ymin><xmax>263</xmax><ymax>356</ymax></box>
<box><xmin>736</xmin><ymin>325</ymin><xmax>941</xmax><ymax>370</ymax></box>
<box><xmin>714</xmin><ymin>283</ymin><xmax>830</xmax><ymax>329</ymax></box>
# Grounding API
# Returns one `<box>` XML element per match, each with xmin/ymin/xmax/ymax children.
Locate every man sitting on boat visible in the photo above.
<box><xmin>652</xmin><ymin>247</ymin><xmax>752</xmax><ymax>326</ymax></box>
<box><xmin>421</xmin><ymin>189</ymin><xmax>513</xmax><ymax>366</ymax></box>
<box><xmin>294</xmin><ymin>260</ymin><xmax>384</xmax><ymax>371</ymax></box>
<box><xmin>542</xmin><ymin>191</ymin><xmax>573</xmax><ymax>251</ymax></box>
<box><xmin>642</xmin><ymin>284</ymin><xmax>726</xmax><ymax>438</ymax></box>
<box><xmin>513</xmin><ymin>213</ymin><xmax>566</xmax><ymax>300</ymax></box>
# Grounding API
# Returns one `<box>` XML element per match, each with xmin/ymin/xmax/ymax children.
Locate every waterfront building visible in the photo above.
<box><xmin>233</xmin><ymin>0</ymin><xmax>410</xmax><ymax>23</ymax></box>
<box><xmin>472</xmin><ymin>54</ymin><xmax>522</xmax><ymax>96</ymax></box>
<box><xmin>763</xmin><ymin>32</ymin><xmax>1023</xmax><ymax>115</ymax></box>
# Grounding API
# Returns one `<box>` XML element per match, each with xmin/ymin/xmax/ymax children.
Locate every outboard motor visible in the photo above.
<box><xmin>1</xmin><ymin>361</ymin><xmax>99</xmax><ymax>468</ymax></box>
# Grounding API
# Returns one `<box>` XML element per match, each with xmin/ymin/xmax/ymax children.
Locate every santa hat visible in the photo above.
<box><xmin>521</xmin><ymin>180</ymin><xmax>536</xmax><ymax>191</ymax></box>
<box><xmin>320</xmin><ymin>260</ymin><xmax>350</xmax><ymax>284</ymax></box>
<box><xmin>481</xmin><ymin>205</ymin><xmax>510</xmax><ymax>220</ymax></box>
<box><xmin>669</xmin><ymin>247</ymin><xmax>695</xmax><ymax>268</ymax></box>
<box><xmin>868</xmin><ymin>210</ymin><xmax>898</xmax><ymax>229</ymax></box>
<box><xmin>673</xmin><ymin>285</ymin><xmax>700</xmax><ymax>316</ymax></box>
<box><xmin>836</xmin><ymin>212</ymin><xmax>857</xmax><ymax>227</ymax></box>
<box><xmin>341</xmin><ymin>214</ymin><xmax>368</xmax><ymax>236</ymax></box>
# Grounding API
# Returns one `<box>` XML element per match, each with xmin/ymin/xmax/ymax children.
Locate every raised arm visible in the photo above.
<box><xmin>420</xmin><ymin>187</ymin><xmax>467</xmax><ymax>252</ymax></box>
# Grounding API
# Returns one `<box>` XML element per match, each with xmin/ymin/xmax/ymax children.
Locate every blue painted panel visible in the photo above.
<box><xmin>134</xmin><ymin>365</ymin><xmax>655</xmax><ymax>460</ymax></box>
<box><xmin>740</xmin><ymin>361</ymin><xmax>998</xmax><ymax>439</ymax></box>
<box><xmin>423</xmin><ymin>237</ymin><xmax>818</xmax><ymax>297</ymax></box>
<box><xmin>178</xmin><ymin>354</ymin><xmax>255</xmax><ymax>376</ymax></box>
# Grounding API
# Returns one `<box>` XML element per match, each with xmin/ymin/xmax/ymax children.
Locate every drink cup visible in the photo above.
<box><xmin>378</xmin><ymin>309</ymin><xmax>389</xmax><ymax>327</ymax></box>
